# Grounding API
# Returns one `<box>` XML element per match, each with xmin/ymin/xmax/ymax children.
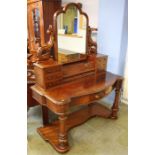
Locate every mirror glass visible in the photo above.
<box><xmin>57</xmin><ymin>5</ymin><xmax>87</xmax><ymax>64</ymax></box>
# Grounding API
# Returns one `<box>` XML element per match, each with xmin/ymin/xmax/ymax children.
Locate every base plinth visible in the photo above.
<box><xmin>37</xmin><ymin>103</ymin><xmax>112</xmax><ymax>153</ymax></box>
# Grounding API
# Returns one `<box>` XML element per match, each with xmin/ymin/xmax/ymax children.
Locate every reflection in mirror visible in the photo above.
<box><xmin>32</xmin><ymin>8</ymin><xmax>41</xmax><ymax>46</ymax></box>
<box><xmin>57</xmin><ymin>5</ymin><xmax>87</xmax><ymax>63</ymax></box>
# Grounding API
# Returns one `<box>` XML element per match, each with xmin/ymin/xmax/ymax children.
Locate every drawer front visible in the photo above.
<box><xmin>44</xmin><ymin>66</ymin><xmax>62</xmax><ymax>74</ymax></box>
<box><xmin>63</xmin><ymin>61</ymin><xmax>95</xmax><ymax>77</ymax></box>
<box><xmin>45</xmin><ymin>72</ymin><xmax>63</xmax><ymax>82</ymax></box>
<box><xmin>90</xmin><ymin>86</ymin><xmax>113</xmax><ymax>101</ymax></box>
<box><xmin>96</xmin><ymin>57</ymin><xmax>107</xmax><ymax>71</ymax></box>
<box><xmin>89</xmin><ymin>92</ymin><xmax>105</xmax><ymax>101</ymax></box>
<box><xmin>71</xmin><ymin>86</ymin><xmax>113</xmax><ymax>106</ymax></box>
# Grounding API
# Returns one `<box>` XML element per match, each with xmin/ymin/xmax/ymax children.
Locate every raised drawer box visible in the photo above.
<box><xmin>34</xmin><ymin>61</ymin><xmax>63</xmax><ymax>89</ymax></box>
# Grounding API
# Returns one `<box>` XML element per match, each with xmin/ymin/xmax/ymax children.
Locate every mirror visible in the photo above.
<box><xmin>54</xmin><ymin>3</ymin><xmax>88</xmax><ymax>64</ymax></box>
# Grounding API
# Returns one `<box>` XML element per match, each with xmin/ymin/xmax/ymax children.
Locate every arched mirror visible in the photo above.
<box><xmin>53</xmin><ymin>3</ymin><xmax>89</xmax><ymax>64</ymax></box>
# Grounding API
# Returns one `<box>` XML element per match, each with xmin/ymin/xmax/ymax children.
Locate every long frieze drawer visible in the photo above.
<box><xmin>45</xmin><ymin>72</ymin><xmax>63</xmax><ymax>81</ymax></box>
<box><xmin>71</xmin><ymin>86</ymin><xmax>114</xmax><ymax>106</ymax></box>
<box><xmin>44</xmin><ymin>66</ymin><xmax>62</xmax><ymax>74</ymax></box>
<box><xmin>71</xmin><ymin>95</ymin><xmax>92</xmax><ymax>106</ymax></box>
<box><xmin>89</xmin><ymin>87</ymin><xmax>113</xmax><ymax>101</ymax></box>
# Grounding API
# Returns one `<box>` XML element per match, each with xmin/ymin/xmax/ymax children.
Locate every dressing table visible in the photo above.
<box><xmin>30</xmin><ymin>3</ymin><xmax>123</xmax><ymax>153</ymax></box>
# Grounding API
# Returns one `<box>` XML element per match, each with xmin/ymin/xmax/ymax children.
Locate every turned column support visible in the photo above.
<box><xmin>58</xmin><ymin>114</ymin><xmax>69</xmax><ymax>152</ymax></box>
<box><xmin>41</xmin><ymin>106</ymin><xmax>49</xmax><ymax>126</ymax></box>
<box><xmin>110</xmin><ymin>79</ymin><xmax>123</xmax><ymax>119</ymax></box>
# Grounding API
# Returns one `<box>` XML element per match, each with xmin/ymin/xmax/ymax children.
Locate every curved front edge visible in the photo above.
<box><xmin>70</xmin><ymin>84</ymin><xmax>115</xmax><ymax>107</ymax></box>
<box><xmin>45</xmin><ymin>98</ymin><xmax>70</xmax><ymax>115</ymax></box>
<box><xmin>31</xmin><ymin>85</ymin><xmax>71</xmax><ymax>115</ymax></box>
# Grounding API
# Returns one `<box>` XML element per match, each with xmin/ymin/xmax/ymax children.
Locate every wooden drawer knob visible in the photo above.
<box><xmin>95</xmin><ymin>95</ymin><xmax>100</xmax><ymax>99</ymax></box>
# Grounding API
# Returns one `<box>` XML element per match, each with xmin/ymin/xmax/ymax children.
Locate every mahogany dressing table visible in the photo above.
<box><xmin>30</xmin><ymin>3</ymin><xmax>123</xmax><ymax>153</ymax></box>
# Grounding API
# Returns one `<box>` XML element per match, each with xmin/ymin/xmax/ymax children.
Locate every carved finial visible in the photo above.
<box><xmin>77</xmin><ymin>3</ymin><xmax>82</xmax><ymax>9</ymax></box>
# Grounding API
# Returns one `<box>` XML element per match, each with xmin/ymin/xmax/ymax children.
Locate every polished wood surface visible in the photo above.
<box><xmin>33</xmin><ymin>54</ymin><xmax>107</xmax><ymax>90</ymax></box>
<box><xmin>37</xmin><ymin>103</ymin><xmax>111</xmax><ymax>153</ymax></box>
<box><xmin>32</xmin><ymin>72</ymin><xmax>121</xmax><ymax>107</ymax></box>
<box><xmin>30</xmin><ymin>2</ymin><xmax>123</xmax><ymax>153</ymax></box>
<box><xmin>31</xmin><ymin>70</ymin><xmax>123</xmax><ymax>152</ymax></box>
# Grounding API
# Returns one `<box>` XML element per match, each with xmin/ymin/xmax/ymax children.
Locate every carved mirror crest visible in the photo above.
<box><xmin>53</xmin><ymin>3</ymin><xmax>89</xmax><ymax>64</ymax></box>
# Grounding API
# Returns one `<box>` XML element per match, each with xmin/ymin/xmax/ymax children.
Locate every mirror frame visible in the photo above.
<box><xmin>53</xmin><ymin>3</ymin><xmax>89</xmax><ymax>63</ymax></box>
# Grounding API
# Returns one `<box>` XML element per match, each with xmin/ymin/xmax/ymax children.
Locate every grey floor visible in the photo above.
<box><xmin>27</xmin><ymin>102</ymin><xmax>128</xmax><ymax>155</ymax></box>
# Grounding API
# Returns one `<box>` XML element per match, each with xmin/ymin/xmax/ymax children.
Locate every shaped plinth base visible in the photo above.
<box><xmin>37</xmin><ymin>103</ymin><xmax>112</xmax><ymax>153</ymax></box>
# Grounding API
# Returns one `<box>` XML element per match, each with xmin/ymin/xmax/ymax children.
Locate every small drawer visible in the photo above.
<box><xmin>71</xmin><ymin>94</ymin><xmax>92</xmax><ymax>106</ymax></box>
<box><xmin>45</xmin><ymin>72</ymin><xmax>63</xmax><ymax>81</ymax></box>
<box><xmin>84</xmin><ymin>62</ymin><xmax>95</xmax><ymax>69</ymax></box>
<box><xmin>90</xmin><ymin>92</ymin><xmax>105</xmax><ymax>101</ymax></box>
<box><xmin>44</xmin><ymin>66</ymin><xmax>62</xmax><ymax>74</ymax></box>
<box><xmin>97</xmin><ymin>59</ymin><xmax>107</xmax><ymax>71</ymax></box>
<box><xmin>97</xmin><ymin>59</ymin><xmax>107</xmax><ymax>65</ymax></box>
<box><xmin>71</xmin><ymin>92</ymin><xmax>104</xmax><ymax>106</ymax></box>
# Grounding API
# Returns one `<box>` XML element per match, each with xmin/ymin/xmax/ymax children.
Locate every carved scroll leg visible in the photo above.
<box><xmin>110</xmin><ymin>79</ymin><xmax>123</xmax><ymax>119</ymax></box>
<box><xmin>41</xmin><ymin>106</ymin><xmax>49</xmax><ymax>126</ymax></box>
<box><xmin>58</xmin><ymin>114</ymin><xmax>69</xmax><ymax>152</ymax></box>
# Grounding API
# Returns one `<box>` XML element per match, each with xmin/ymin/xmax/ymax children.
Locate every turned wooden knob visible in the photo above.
<box><xmin>95</xmin><ymin>95</ymin><xmax>100</xmax><ymax>99</ymax></box>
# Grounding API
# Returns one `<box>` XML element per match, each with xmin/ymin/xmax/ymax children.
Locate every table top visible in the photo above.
<box><xmin>32</xmin><ymin>71</ymin><xmax>123</xmax><ymax>105</ymax></box>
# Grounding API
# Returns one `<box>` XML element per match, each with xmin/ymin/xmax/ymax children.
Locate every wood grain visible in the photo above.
<box><xmin>29</xmin><ymin>3</ymin><xmax>124</xmax><ymax>153</ymax></box>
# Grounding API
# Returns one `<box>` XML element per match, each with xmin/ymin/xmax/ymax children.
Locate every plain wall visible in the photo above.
<box><xmin>97</xmin><ymin>0</ymin><xmax>128</xmax><ymax>103</ymax></box>
<box><xmin>98</xmin><ymin>0</ymin><xmax>128</xmax><ymax>75</ymax></box>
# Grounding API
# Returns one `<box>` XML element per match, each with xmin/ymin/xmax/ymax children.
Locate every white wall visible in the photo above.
<box><xmin>122</xmin><ymin>49</ymin><xmax>128</xmax><ymax>104</ymax></box>
<box><xmin>98</xmin><ymin>0</ymin><xmax>128</xmax><ymax>75</ymax></box>
<box><xmin>62</xmin><ymin>0</ymin><xmax>99</xmax><ymax>28</ymax></box>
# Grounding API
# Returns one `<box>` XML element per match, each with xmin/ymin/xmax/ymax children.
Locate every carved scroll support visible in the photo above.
<box><xmin>36</xmin><ymin>25</ymin><xmax>54</xmax><ymax>62</ymax></box>
<box><xmin>110</xmin><ymin>79</ymin><xmax>123</xmax><ymax>119</ymax></box>
<box><xmin>88</xmin><ymin>26</ymin><xmax>98</xmax><ymax>54</ymax></box>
